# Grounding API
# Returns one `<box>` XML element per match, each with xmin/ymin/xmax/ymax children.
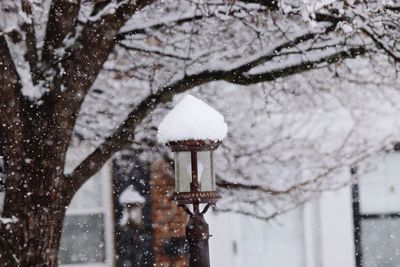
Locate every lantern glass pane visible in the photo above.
<box><xmin>128</xmin><ymin>206</ymin><xmax>143</xmax><ymax>225</ymax></box>
<box><xmin>174</xmin><ymin>152</ymin><xmax>191</xmax><ymax>192</ymax></box>
<box><xmin>198</xmin><ymin>151</ymin><xmax>215</xmax><ymax>192</ymax></box>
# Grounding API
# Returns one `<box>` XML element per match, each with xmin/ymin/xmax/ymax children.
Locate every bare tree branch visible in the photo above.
<box><xmin>41</xmin><ymin>0</ymin><xmax>156</xmax><ymax>159</ymax></box>
<box><xmin>361</xmin><ymin>26</ymin><xmax>400</xmax><ymax>62</ymax></box>
<box><xmin>238</xmin><ymin>0</ymin><xmax>279</xmax><ymax>11</ymax></box>
<box><xmin>117</xmin><ymin>42</ymin><xmax>191</xmax><ymax>60</ymax></box>
<box><xmin>116</xmin><ymin>10</ymin><xmax>341</xmax><ymax>79</ymax></box>
<box><xmin>116</xmin><ymin>14</ymin><xmax>208</xmax><ymax>41</ymax></box>
<box><xmin>230</xmin><ymin>47</ymin><xmax>366</xmax><ymax>85</ymax></box>
<box><xmin>68</xmin><ymin>68</ymin><xmax>222</xmax><ymax>188</ymax></box>
<box><xmin>21</xmin><ymin>0</ymin><xmax>42</xmax><ymax>84</ymax></box>
<box><xmin>216</xmin><ymin>163</ymin><xmax>341</xmax><ymax>197</ymax></box>
<box><xmin>216</xmin><ymin>204</ymin><xmax>303</xmax><ymax>221</ymax></box>
<box><xmin>69</xmin><ymin>44</ymin><xmax>366</xmax><ymax>189</ymax></box>
<box><xmin>0</xmin><ymin>36</ymin><xmax>27</xmax><ymax>176</ymax></box>
<box><xmin>42</xmin><ymin>0</ymin><xmax>81</xmax><ymax>72</ymax></box>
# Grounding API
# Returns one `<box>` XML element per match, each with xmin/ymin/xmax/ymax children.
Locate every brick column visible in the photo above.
<box><xmin>150</xmin><ymin>160</ymin><xmax>189</xmax><ymax>267</ymax></box>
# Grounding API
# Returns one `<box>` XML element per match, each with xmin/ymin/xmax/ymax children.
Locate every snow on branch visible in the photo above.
<box><xmin>361</xmin><ymin>26</ymin><xmax>400</xmax><ymax>62</ymax></box>
<box><xmin>218</xmin><ymin>27</ymin><xmax>337</xmax><ymax>76</ymax></box>
<box><xmin>231</xmin><ymin>46</ymin><xmax>366</xmax><ymax>85</ymax></box>
<box><xmin>0</xmin><ymin>36</ymin><xmax>27</xmax><ymax>152</ymax></box>
<box><xmin>117</xmin><ymin>14</ymin><xmax>208</xmax><ymax>41</ymax></box>
<box><xmin>0</xmin><ymin>216</ymin><xmax>18</xmax><ymax>225</ymax></box>
<box><xmin>70</xmin><ymin>41</ymin><xmax>365</xmax><ymax>191</ymax></box>
<box><xmin>1</xmin><ymin>0</ymin><xmax>399</xmax><ymax>221</ymax></box>
<box><xmin>87</xmin><ymin>0</ymin><xmax>129</xmax><ymax>22</ymax></box>
<box><xmin>44</xmin><ymin>0</ymin><xmax>155</xmax><ymax>149</ymax></box>
<box><xmin>20</xmin><ymin>0</ymin><xmax>41</xmax><ymax>84</ymax></box>
<box><xmin>42</xmin><ymin>0</ymin><xmax>81</xmax><ymax>74</ymax></box>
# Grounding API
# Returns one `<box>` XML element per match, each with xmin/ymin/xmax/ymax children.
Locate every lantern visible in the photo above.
<box><xmin>167</xmin><ymin>140</ymin><xmax>221</xmax><ymax>204</ymax></box>
<box><xmin>157</xmin><ymin>95</ymin><xmax>228</xmax><ymax>205</ymax></box>
<box><xmin>119</xmin><ymin>185</ymin><xmax>145</xmax><ymax>227</ymax></box>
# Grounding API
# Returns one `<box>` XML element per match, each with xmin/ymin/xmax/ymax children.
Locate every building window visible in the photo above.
<box><xmin>353</xmin><ymin>152</ymin><xmax>400</xmax><ymax>267</ymax></box>
<box><xmin>59</xmin><ymin>164</ymin><xmax>114</xmax><ymax>266</ymax></box>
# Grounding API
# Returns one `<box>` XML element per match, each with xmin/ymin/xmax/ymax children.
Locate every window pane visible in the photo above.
<box><xmin>198</xmin><ymin>151</ymin><xmax>213</xmax><ymax>191</ymax></box>
<box><xmin>68</xmin><ymin>173</ymin><xmax>103</xmax><ymax>210</ymax></box>
<box><xmin>362</xmin><ymin>218</ymin><xmax>400</xmax><ymax>267</ymax></box>
<box><xmin>175</xmin><ymin>152</ymin><xmax>191</xmax><ymax>192</ymax></box>
<box><xmin>359</xmin><ymin>153</ymin><xmax>400</xmax><ymax>214</ymax></box>
<box><xmin>59</xmin><ymin>214</ymin><xmax>106</xmax><ymax>264</ymax></box>
<box><xmin>175</xmin><ymin>151</ymin><xmax>215</xmax><ymax>192</ymax></box>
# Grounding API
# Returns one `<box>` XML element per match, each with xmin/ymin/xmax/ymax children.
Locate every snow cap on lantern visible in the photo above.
<box><xmin>157</xmin><ymin>95</ymin><xmax>228</xmax><ymax>144</ymax></box>
<box><xmin>119</xmin><ymin>185</ymin><xmax>146</xmax><ymax>205</ymax></box>
<box><xmin>158</xmin><ymin>95</ymin><xmax>227</xmax><ymax>204</ymax></box>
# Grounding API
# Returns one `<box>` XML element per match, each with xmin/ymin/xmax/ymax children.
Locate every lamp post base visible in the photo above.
<box><xmin>186</xmin><ymin>211</ymin><xmax>211</xmax><ymax>267</ymax></box>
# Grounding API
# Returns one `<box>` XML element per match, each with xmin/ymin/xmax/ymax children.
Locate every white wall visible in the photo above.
<box><xmin>208</xmin><ymin>212</ymin><xmax>241</xmax><ymax>267</ymax></box>
<box><xmin>315</xmin><ymin>186</ymin><xmax>356</xmax><ymax>267</ymax></box>
<box><xmin>206</xmin><ymin>185</ymin><xmax>356</xmax><ymax>267</ymax></box>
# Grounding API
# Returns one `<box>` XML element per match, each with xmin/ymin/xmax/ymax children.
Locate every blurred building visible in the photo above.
<box><xmin>207</xmin><ymin>145</ymin><xmax>400</xmax><ymax>267</ymax></box>
<box><xmin>1</xmin><ymin>145</ymin><xmax>400</xmax><ymax>267</ymax></box>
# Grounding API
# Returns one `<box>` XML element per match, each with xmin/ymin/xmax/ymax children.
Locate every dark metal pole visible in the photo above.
<box><xmin>351</xmin><ymin>167</ymin><xmax>363</xmax><ymax>267</ymax></box>
<box><xmin>186</xmin><ymin>150</ymin><xmax>211</xmax><ymax>267</ymax></box>
<box><xmin>131</xmin><ymin>225</ymin><xmax>141</xmax><ymax>267</ymax></box>
<box><xmin>186</xmin><ymin>210</ymin><xmax>211</xmax><ymax>267</ymax></box>
<box><xmin>352</xmin><ymin>183</ymin><xmax>363</xmax><ymax>267</ymax></box>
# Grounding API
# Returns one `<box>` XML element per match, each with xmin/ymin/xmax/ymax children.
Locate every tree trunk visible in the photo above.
<box><xmin>0</xmin><ymin>201</ymin><xmax>66</xmax><ymax>266</ymax></box>
<box><xmin>0</xmin><ymin>153</ymin><xmax>75</xmax><ymax>267</ymax></box>
<box><xmin>0</xmin><ymin>98</ymin><xmax>79</xmax><ymax>266</ymax></box>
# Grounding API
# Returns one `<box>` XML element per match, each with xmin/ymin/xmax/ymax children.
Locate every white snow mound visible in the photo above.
<box><xmin>158</xmin><ymin>95</ymin><xmax>228</xmax><ymax>144</ymax></box>
<box><xmin>119</xmin><ymin>186</ymin><xmax>146</xmax><ymax>205</ymax></box>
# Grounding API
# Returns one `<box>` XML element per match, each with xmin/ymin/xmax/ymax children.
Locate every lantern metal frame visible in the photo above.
<box><xmin>167</xmin><ymin>140</ymin><xmax>222</xmax><ymax>205</ymax></box>
<box><xmin>123</xmin><ymin>202</ymin><xmax>145</xmax><ymax>227</ymax></box>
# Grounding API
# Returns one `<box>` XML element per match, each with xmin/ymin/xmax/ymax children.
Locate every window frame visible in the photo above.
<box><xmin>352</xmin><ymin>160</ymin><xmax>400</xmax><ymax>267</ymax></box>
<box><xmin>60</xmin><ymin>163</ymin><xmax>114</xmax><ymax>267</ymax></box>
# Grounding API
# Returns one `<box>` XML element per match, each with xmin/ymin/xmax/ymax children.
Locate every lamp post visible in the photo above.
<box><xmin>158</xmin><ymin>95</ymin><xmax>228</xmax><ymax>267</ymax></box>
<box><xmin>119</xmin><ymin>186</ymin><xmax>146</xmax><ymax>266</ymax></box>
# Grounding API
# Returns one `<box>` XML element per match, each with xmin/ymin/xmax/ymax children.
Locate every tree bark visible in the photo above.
<box><xmin>0</xmin><ymin>170</ymin><xmax>74</xmax><ymax>267</ymax></box>
<box><xmin>0</xmin><ymin>199</ymin><xmax>67</xmax><ymax>266</ymax></box>
<box><xmin>0</xmin><ymin>111</ymin><xmax>75</xmax><ymax>267</ymax></box>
